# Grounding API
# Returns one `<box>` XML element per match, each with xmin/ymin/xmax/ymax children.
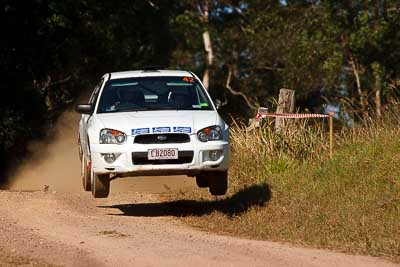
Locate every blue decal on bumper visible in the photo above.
<box><xmin>132</xmin><ymin>128</ymin><xmax>150</xmax><ymax>135</ymax></box>
<box><xmin>173</xmin><ymin>127</ymin><xmax>192</xmax><ymax>133</ymax></box>
<box><xmin>152</xmin><ymin>127</ymin><xmax>171</xmax><ymax>133</ymax></box>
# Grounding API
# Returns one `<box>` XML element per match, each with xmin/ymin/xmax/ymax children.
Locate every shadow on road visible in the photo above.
<box><xmin>98</xmin><ymin>183</ymin><xmax>271</xmax><ymax>217</ymax></box>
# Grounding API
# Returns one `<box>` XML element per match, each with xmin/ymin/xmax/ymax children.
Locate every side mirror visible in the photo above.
<box><xmin>214</xmin><ymin>99</ymin><xmax>222</xmax><ymax>110</ymax></box>
<box><xmin>75</xmin><ymin>104</ymin><xmax>93</xmax><ymax>114</ymax></box>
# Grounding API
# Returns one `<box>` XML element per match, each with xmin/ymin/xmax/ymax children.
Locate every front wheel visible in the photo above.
<box><xmin>92</xmin><ymin>173</ymin><xmax>110</xmax><ymax>198</ymax></box>
<box><xmin>195</xmin><ymin>175</ymin><xmax>209</xmax><ymax>188</ymax></box>
<box><xmin>208</xmin><ymin>171</ymin><xmax>228</xmax><ymax>196</ymax></box>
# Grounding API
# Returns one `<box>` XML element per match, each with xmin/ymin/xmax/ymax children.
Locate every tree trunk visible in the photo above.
<box><xmin>349</xmin><ymin>55</ymin><xmax>367</xmax><ymax>116</ymax></box>
<box><xmin>275</xmin><ymin>89</ymin><xmax>295</xmax><ymax>132</ymax></box>
<box><xmin>374</xmin><ymin>66</ymin><xmax>382</xmax><ymax>119</ymax></box>
<box><xmin>202</xmin><ymin>31</ymin><xmax>213</xmax><ymax>89</ymax></box>
<box><xmin>201</xmin><ymin>2</ymin><xmax>213</xmax><ymax>90</ymax></box>
<box><xmin>202</xmin><ymin>68</ymin><xmax>210</xmax><ymax>90</ymax></box>
<box><xmin>225</xmin><ymin>65</ymin><xmax>257</xmax><ymax>110</ymax></box>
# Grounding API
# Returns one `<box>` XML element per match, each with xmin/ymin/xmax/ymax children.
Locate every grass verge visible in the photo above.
<box><xmin>165</xmin><ymin>117</ymin><xmax>400</xmax><ymax>261</ymax></box>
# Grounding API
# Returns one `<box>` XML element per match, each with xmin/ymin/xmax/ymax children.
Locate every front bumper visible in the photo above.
<box><xmin>89</xmin><ymin>137</ymin><xmax>230</xmax><ymax>177</ymax></box>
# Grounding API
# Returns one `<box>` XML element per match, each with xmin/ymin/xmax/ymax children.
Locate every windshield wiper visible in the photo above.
<box><xmin>114</xmin><ymin>107</ymin><xmax>148</xmax><ymax>112</ymax></box>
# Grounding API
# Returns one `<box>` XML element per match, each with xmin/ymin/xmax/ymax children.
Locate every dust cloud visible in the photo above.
<box><xmin>8</xmin><ymin>111</ymin><xmax>82</xmax><ymax>192</ymax></box>
<box><xmin>6</xmin><ymin>110</ymin><xmax>196</xmax><ymax>194</ymax></box>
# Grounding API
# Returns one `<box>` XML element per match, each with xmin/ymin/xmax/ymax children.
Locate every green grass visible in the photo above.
<box><xmin>166</xmin><ymin>118</ymin><xmax>400</xmax><ymax>261</ymax></box>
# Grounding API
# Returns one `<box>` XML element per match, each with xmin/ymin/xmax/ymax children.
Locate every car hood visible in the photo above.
<box><xmin>94</xmin><ymin>110</ymin><xmax>218</xmax><ymax>135</ymax></box>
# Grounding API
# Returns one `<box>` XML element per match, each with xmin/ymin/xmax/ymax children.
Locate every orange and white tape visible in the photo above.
<box><xmin>256</xmin><ymin>112</ymin><xmax>330</xmax><ymax>120</ymax></box>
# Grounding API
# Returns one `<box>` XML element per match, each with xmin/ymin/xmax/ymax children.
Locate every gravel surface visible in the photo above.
<box><xmin>0</xmin><ymin>187</ymin><xmax>397</xmax><ymax>267</ymax></box>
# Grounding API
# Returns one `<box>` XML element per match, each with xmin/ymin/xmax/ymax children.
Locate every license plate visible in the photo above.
<box><xmin>148</xmin><ymin>148</ymin><xmax>178</xmax><ymax>160</ymax></box>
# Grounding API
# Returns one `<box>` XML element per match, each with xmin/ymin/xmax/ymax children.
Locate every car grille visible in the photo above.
<box><xmin>134</xmin><ymin>133</ymin><xmax>190</xmax><ymax>144</ymax></box>
<box><xmin>132</xmin><ymin>151</ymin><xmax>194</xmax><ymax>165</ymax></box>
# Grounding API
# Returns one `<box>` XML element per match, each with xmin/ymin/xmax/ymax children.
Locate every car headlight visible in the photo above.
<box><xmin>99</xmin><ymin>129</ymin><xmax>127</xmax><ymax>144</ymax></box>
<box><xmin>197</xmin><ymin>125</ymin><xmax>223</xmax><ymax>142</ymax></box>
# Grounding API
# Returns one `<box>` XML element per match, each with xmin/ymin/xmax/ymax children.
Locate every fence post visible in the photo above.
<box><xmin>275</xmin><ymin>88</ymin><xmax>295</xmax><ymax>132</ymax></box>
<box><xmin>329</xmin><ymin>112</ymin><xmax>334</xmax><ymax>159</ymax></box>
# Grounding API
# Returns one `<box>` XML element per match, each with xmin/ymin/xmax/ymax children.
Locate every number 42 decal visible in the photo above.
<box><xmin>182</xmin><ymin>77</ymin><xmax>194</xmax><ymax>83</ymax></box>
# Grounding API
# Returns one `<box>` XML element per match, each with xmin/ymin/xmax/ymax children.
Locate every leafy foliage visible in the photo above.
<box><xmin>0</xmin><ymin>0</ymin><xmax>184</xmax><ymax>183</ymax></box>
<box><xmin>1</xmin><ymin>0</ymin><xmax>400</xmax><ymax>183</ymax></box>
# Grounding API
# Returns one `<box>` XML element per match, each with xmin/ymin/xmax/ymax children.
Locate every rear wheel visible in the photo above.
<box><xmin>195</xmin><ymin>175</ymin><xmax>209</xmax><ymax>188</ymax></box>
<box><xmin>81</xmin><ymin>154</ymin><xmax>91</xmax><ymax>191</ymax></box>
<box><xmin>208</xmin><ymin>171</ymin><xmax>228</xmax><ymax>196</ymax></box>
<box><xmin>92</xmin><ymin>173</ymin><xmax>110</xmax><ymax>198</ymax></box>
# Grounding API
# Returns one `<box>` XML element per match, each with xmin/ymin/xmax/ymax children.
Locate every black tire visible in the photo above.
<box><xmin>92</xmin><ymin>173</ymin><xmax>110</xmax><ymax>198</ymax></box>
<box><xmin>208</xmin><ymin>171</ymin><xmax>228</xmax><ymax>196</ymax></box>
<box><xmin>195</xmin><ymin>175</ymin><xmax>209</xmax><ymax>188</ymax></box>
<box><xmin>81</xmin><ymin>154</ymin><xmax>91</xmax><ymax>191</ymax></box>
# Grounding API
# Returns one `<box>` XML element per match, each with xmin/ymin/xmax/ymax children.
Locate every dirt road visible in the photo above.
<box><xmin>1</xmin><ymin>186</ymin><xmax>397</xmax><ymax>267</ymax></box>
<box><xmin>0</xmin><ymin>112</ymin><xmax>397</xmax><ymax>266</ymax></box>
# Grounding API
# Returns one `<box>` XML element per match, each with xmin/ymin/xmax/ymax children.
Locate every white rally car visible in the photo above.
<box><xmin>76</xmin><ymin>69</ymin><xmax>230</xmax><ymax>198</ymax></box>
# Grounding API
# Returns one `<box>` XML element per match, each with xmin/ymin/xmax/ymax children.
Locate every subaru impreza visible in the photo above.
<box><xmin>76</xmin><ymin>69</ymin><xmax>230</xmax><ymax>198</ymax></box>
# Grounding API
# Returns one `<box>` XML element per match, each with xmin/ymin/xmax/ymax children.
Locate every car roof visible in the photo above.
<box><xmin>109</xmin><ymin>70</ymin><xmax>193</xmax><ymax>80</ymax></box>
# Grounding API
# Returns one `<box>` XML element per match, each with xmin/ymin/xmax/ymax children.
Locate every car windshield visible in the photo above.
<box><xmin>96</xmin><ymin>76</ymin><xmax>213</xmax><ymax>113</ymax></box>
